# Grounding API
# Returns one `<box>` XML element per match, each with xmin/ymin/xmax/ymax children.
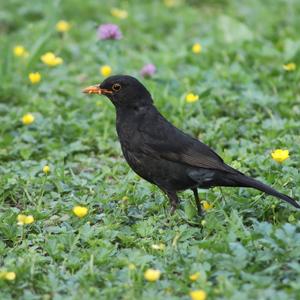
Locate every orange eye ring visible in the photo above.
<box><xmin>112</xmin><ymin>83</ymin><xmax>121</xmax><ymax>92</ymax></box>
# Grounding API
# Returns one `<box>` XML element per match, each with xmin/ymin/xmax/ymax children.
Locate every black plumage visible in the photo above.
<box><xmin>83</xmin><ymin>75</ymin><xmax>299</xmax><ymax>215</ymax></box>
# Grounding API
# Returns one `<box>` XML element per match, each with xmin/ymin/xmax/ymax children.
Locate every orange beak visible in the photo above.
<box><xmin>82</xmin><ymin>85</ymin><xmax>113</xmax><ymax>95</ymax></box>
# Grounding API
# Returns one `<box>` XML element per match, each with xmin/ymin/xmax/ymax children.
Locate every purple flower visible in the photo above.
<box><xmin>97</xmin><ymin>23</ymin><xmax>122</xmax><ymax>40</ymax></box>
<box><xmin>140</xmin><ymin>64</ymin><xmax>156</xmax><ymax>78</ymax></box>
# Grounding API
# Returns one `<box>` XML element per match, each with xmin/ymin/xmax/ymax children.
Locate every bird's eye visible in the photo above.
<box><xmin>112</xmin><ymin>83</ymin><xmax>121</xmax><ymax>92</ymax></box>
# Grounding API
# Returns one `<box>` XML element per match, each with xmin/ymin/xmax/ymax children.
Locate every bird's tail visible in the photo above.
<box><xmin>229</xmin><ymin>173</ymin><xmax>300</xmax><ymax>208</ymax></box>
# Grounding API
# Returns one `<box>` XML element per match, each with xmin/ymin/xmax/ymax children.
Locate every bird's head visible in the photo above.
<box><xmin>83</xmin><ymin>75</ymin><xmax>153</xmax><ymax>108</ymax></box>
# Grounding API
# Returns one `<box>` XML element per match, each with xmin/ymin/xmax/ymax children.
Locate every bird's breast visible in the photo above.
<box><xmin>116</xmin><ymin>111</ymin><xmax>145</xmax><ymax>149</ymax></box>
<box><xmin>116</xmin><ymin>123</ymin><xmax>140</xmax><ymax>149</ymax></box>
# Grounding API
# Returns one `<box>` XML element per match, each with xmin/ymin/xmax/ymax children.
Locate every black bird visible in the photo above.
<box><xmin>83</xmin><ymin>75</ymin><xmax>299</xmax><ymax>215</ymax></box>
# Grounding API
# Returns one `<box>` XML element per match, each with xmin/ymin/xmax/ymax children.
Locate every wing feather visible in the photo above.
<box><xmin>138</xmin><ymin>108</ymin><xmax>236</xmax><ymax>173</ymax></box>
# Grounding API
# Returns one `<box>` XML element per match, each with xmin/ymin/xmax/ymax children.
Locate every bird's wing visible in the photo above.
<box><xmin>138</xmin><ymin>109</ymin><xmax>236</xmax><ymax>174</ymax></box>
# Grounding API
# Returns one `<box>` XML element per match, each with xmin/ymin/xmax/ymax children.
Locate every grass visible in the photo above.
<box><xmin>0</xmin><ymin>0</ymin><xmax>300</xmax><ymax>299</ymax></box>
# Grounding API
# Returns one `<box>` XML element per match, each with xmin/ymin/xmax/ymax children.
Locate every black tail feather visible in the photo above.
<box><xmin>230</xmin><ymin>174</ymin><xmax>300</xmax><ymax>209</ymax></box>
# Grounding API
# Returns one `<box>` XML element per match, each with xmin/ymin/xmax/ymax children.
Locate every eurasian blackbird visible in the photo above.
<box><xmin>83</xmin><ymin>75</ymin><xmax>299</xmax><ymax>215</ymax></box>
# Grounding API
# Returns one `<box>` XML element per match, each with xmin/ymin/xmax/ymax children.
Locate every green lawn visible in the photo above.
<box><xmin>1</xmin><ymin>0</ymin><xmax>300</xmax><ymax>299</ymax></box>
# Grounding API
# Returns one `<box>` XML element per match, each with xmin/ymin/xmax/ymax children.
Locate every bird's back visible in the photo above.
<box><xmin>136</xmin><ymin>105</ymin><xmax>234</xmax><ymax>172</ymax></box>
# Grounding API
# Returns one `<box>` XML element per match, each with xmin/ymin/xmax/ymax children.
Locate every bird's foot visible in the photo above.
<box><xmin>196</xmin><ymin>207</ymin><xmax>203</xmax><ymax>217</ymax></box>
<box><xmin>192</xmin><ymin>188</ymin><xmax>204</xmax><ymax>217</ymax></box>
<box><xmin>164</xmin><ymin>190</ymin><xmax>179</xmax><ymax>215</ymax></box>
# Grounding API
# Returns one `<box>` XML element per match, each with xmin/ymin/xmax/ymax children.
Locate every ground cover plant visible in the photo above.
<box><xmin>0</xmin><ymin>0</ymin><xmax>300</xmax><ymax>299</ymax></box>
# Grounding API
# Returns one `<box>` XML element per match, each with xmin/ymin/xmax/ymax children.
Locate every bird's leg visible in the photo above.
<box><xmin>165</xmin><ymin>191</ymin><xmax>179</xmax><ymax>214</ymax></box>
<box><xmin>192</xmin><ymin>188</ymin><xmax>203</xmax><ymax>216</ymax></box>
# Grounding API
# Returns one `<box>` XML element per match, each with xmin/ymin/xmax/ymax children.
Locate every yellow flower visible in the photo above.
<box><xmin>283</xmin><ymin>63</ymin><xmax>296</xmax><ymax>71</ymax></box>
<box><xmin>164</xmin><ymin>0</ymin><xmax>181</xmax><ymax>7</ymax></box>
<box><xmin>202</xmin><ymin>201</ymin><xmax>213</xmax><ymax>211</ymax></box>
<box><xmin>22</xmin><ymin>113</ymin><xmax>35</xmax><ymax>125</ymax></box>
<box><xmin>192</xmin><ymin>43</ymin><xmax>202</xmax><ymax>54</ymax></box>
<box><xmin>4</xmin><ymin>272</ymin><xmax>16</xmax><ymax>281</ymax></box>
<box><xmin>13</xmin><ymin>45</ymin><xmax>28</xmax><ymax>57</ymax></box>
<box><xmin>271</xmin><ymin>149</ymin><xmax>289</xmax><ymax>163</ymax></box>
<box><xmin>128</xmin><ymin>263</ymin><xmax>136</xmax><ymax>270</ymax></box>
<box><xmin>111</xmin><ymin>8</ymin><xmax>128</xmax><ymax>19</ymax></box>
<box><xmin>186</xmin><ymin>93</ymin><xmax>199</xmax><ymax>103</ymax></box>
<box><xmin>43</xmin><ymin>165</ymin><xmax>50</xmax><ymax>174</ymax></box>
<box><xmin>144</xmin><ymin>268</ymin><xmax>161</xmax><ymax>282</ymax></box>
<box><xmin>17</xmin><ymin>214</ymin><xmax>34</xmax><ymax>225</ymax></box>
<box><xmin>73</xmin><ymin>206</ymin><xmax>88</xmax><ymax>218</ymax></box>
<box><xmin>100</xmin><ymin>65</ymin><xmax>112</xmax><ymax>77</ymax></box>
<box><xmin>151</xmin><ymin>243</ymin><xmax>165</xmax><ymax>250</ymax></box>
<box><xmin>122</xmin><ymin>196</ymin><xmax>129</xmax><ymax>201</ymax></box>
<box><xmin>189</xmin><ymin>272</ymin><xmax>200</xmax><ymax>281</ymax></box>
<box><xmin>28</xmin><ymin>72</ymin><xmax>41</xmax><ymax>84</ymax></box>
<box><xmin>56</xmin><ymin>20</ymin><xmax>71</xmax><ymax>32</ymax></box>
<box><xmin>0</xmin><ymin>271</ymin><xmax>16</xmax><ymax>281</ymax></box>
<box><xmin>41</xmin><ymin>52</ymin><xmax>63</xmax><ymax>66</ymax></box>
<box><xmin>190</xmin><ymin>290</ymin><xmax>207</xmax><ymax>300</ymax></box>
